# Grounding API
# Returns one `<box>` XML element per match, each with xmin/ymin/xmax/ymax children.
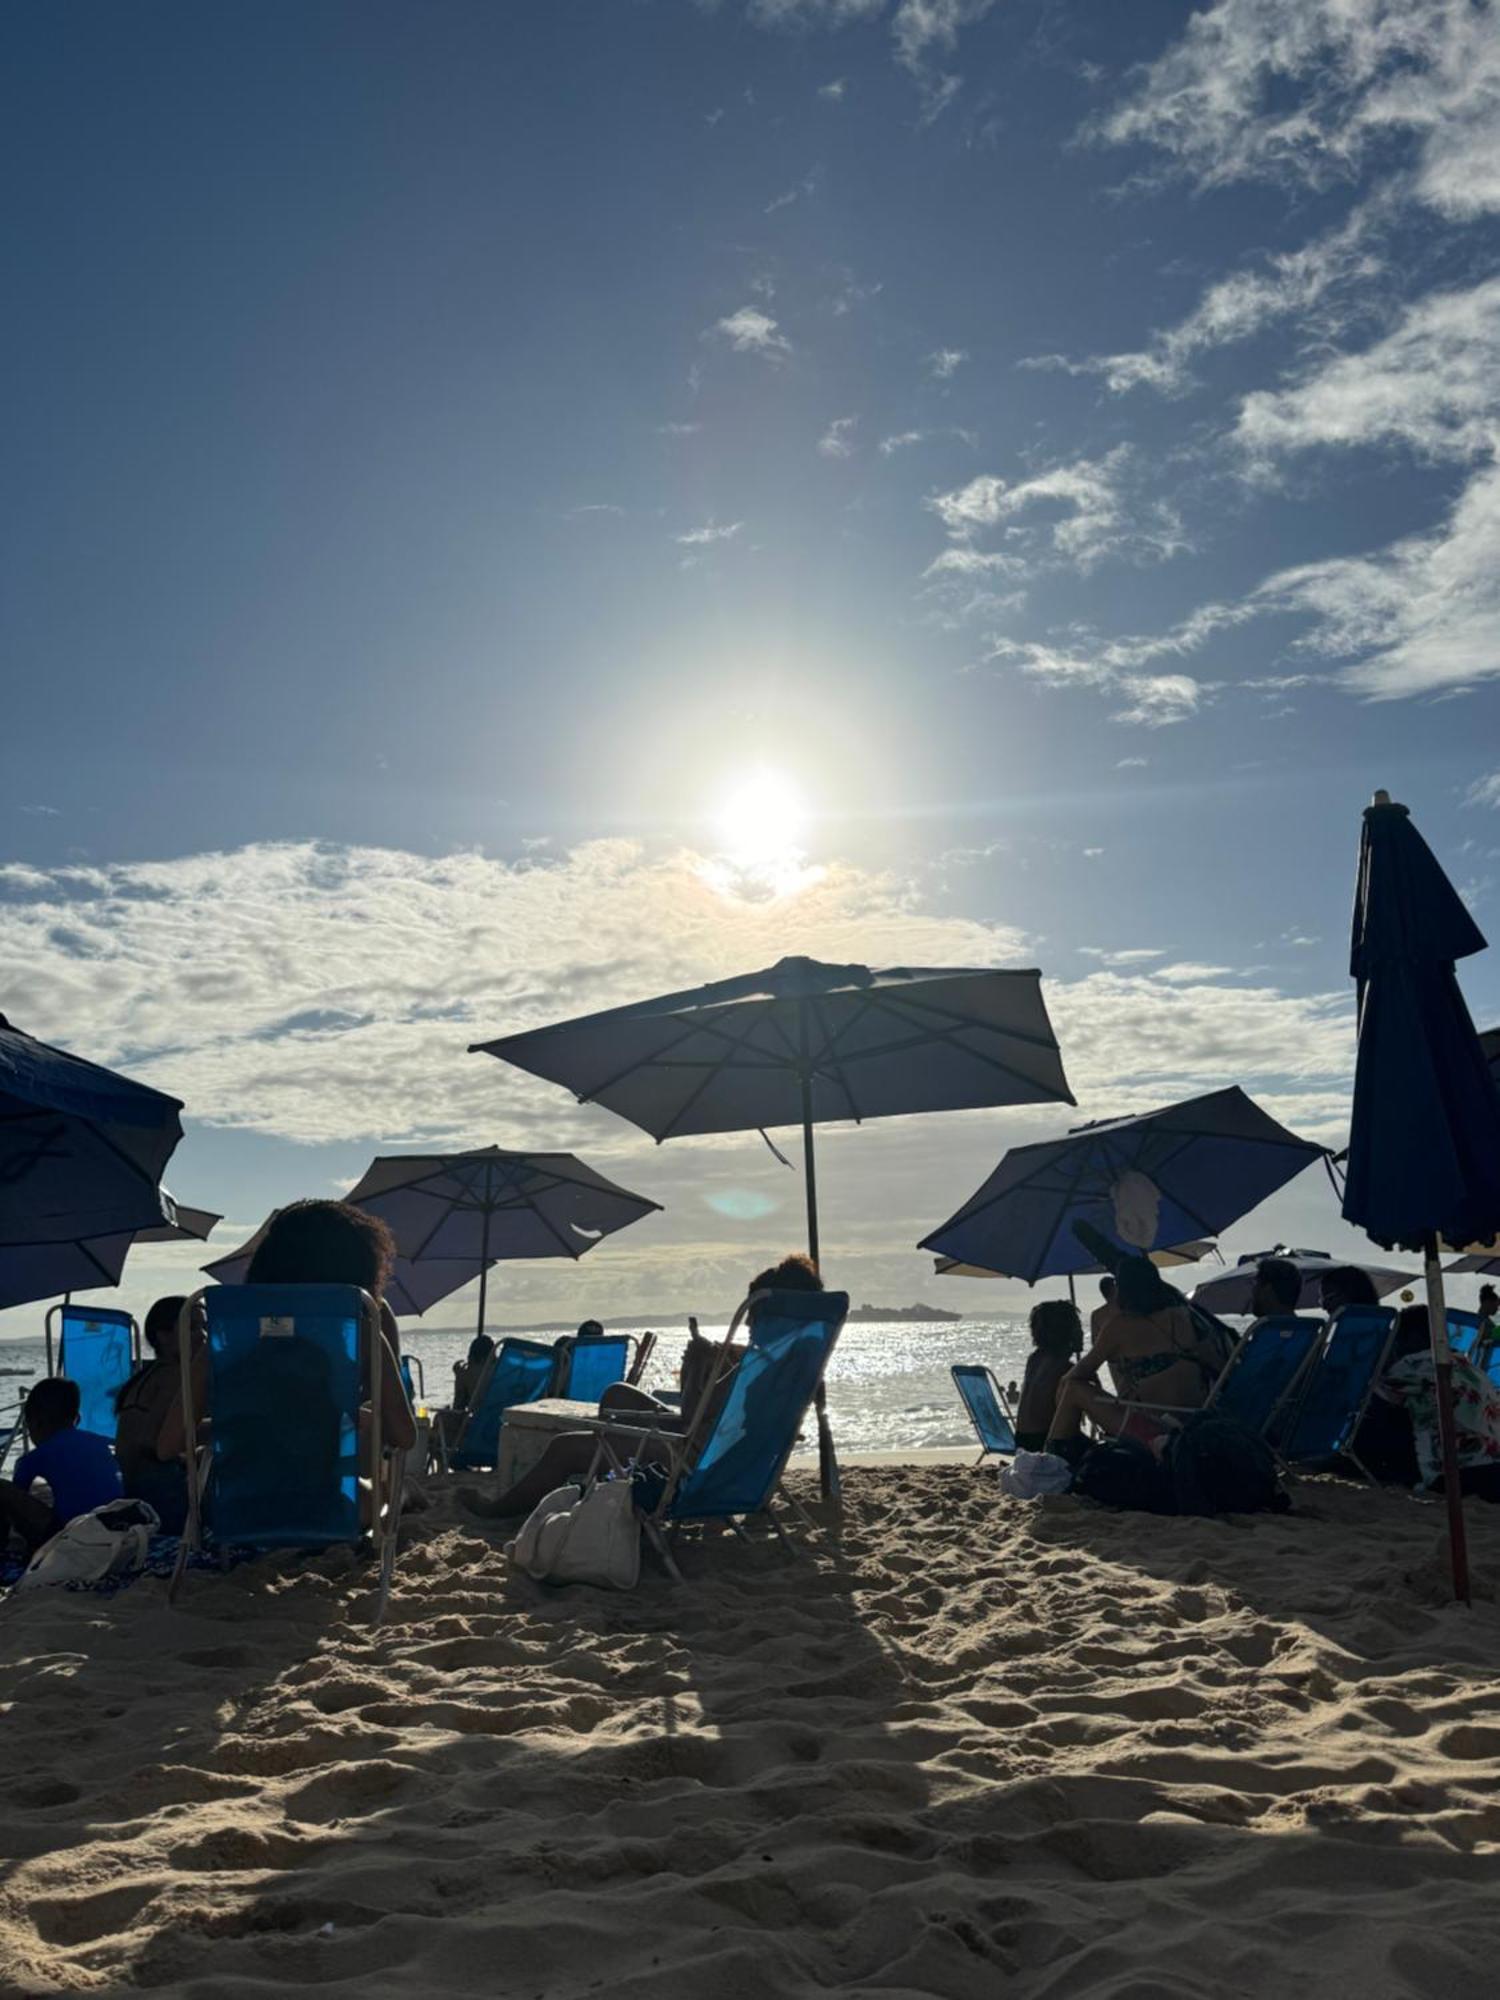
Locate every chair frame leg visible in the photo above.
<box><xmin>642</xmin><ymin>1515</ymin><xmax>684</xmax><ymax>1583</ymax></box>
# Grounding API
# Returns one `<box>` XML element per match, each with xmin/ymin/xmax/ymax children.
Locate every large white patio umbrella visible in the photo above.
<box><xmin>472</xmin><ymin>956</ymin><xmax>1074</xmax><ymax>1493</ymax></box>
<box><xmin>206</xmin><ymin>1148</ymin><xmax>661</xmax><ymax>1335</ymax></box>
<box><xmin>1190</xmin><ymin>1248</ymin><xmax>1414</xmax><ymax>1316</ymax></box>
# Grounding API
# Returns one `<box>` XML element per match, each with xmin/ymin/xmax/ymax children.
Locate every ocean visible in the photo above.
<box><xmin>0</xmin><ymin>1314</ymin><xmax>1033</xmax><ymax>1459</ymax></box>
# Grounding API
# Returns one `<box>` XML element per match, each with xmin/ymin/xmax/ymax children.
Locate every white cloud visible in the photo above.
<box><xmin>929</xmin><ymin>447</ymin><xmax>1187</xmax><ymax>573</ymax></box>
<box><xmin>818</xmin><ymin>415</ymin><xmax>858</xmax><ymax>458</ymax></box>
<box><xmin>675</xmin><ymin>520</ymin><xmax>743</xmax><ymax>546</ymax></box>
<box><xmin>1236</xmin><ymin>276</ymin><xmax>1500</xmax><ymax>464</ymax></box>
<box><xmin>1091</xmin><ymin>0</ymin><xmax>1500</xmax><ymax>219</ymax></box>
<box><xmin>1077</xmin><ymin>946</ymin><xmax>1165</xmax><ymax>966</ymax></box>
<box><xmin>0</xmin><ymin>841</ymin><xmax>1355</xmax><ymax>1154</ymax></box>
<box><xmin>1039</xmin><ymin>208</ymin><xmax>1384</xmax><ymax>396</ymax></box>
<box><xmin>881</xmin><ymin>430</ymin><xmax>926</xmax><ymax>456</ymax></box>
<box><xmin>1467</xmin><ymin>773</ymin><xmax>1500</xmax><ymax>809</ymax></box>
<box><xmin>1154</xmin><ymin>962</ymin><xmax>1235</xmax><ymax>983</ymax></box>
<box><xmin>660</xmin><ymin>421</ymin><xmax>703</xmax><ymax>436</ymax></box>
<box><xmin>819</xmin><ymin>77</ymin><xmax>847</xmax><ymax>100</ymax></box>
<box><xmin>1116</xmin><ymin>755</ymin><xmax>1149</xmax><ymax>768</ymax></box>
<box><xmin>923</xmin><ymin>547</ymin><xmax>1027</xmax><ymax>579</ymax></box>
<box><xmin>711</xmin><ymin>305</ymin><xmax>792</xmax><ymax>359</ymax></box>
<box><xmin>1111</xmin><ymin>674</ymin><xmax>1204</xmax><ymax>727</ymax></box>
<box><xmin>929</xmin><ymin>346</ymin><xmax>968</xmax><ymax>378</ymax></box>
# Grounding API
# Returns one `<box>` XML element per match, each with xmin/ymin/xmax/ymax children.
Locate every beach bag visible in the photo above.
<box><xmin>1072</xmin><ymin>1437</ymin><xmax>1173</xmax><ymax>1514</ymax></box>
<box><xmin>507</xmin><ymin>1479</ymin><xmax>640</xmax><ymax>1590</ymax></box>
<box><xmin>1162</xmin><ymin>1414</ymin><xmax>1290</xmax><ymax>1517</ymax></box>
<box><xmin>16</xmin><ymin>1498</ymin><xmax>159</xmax><ymax>1594</ymax></box>
<box><xmin>998</xmin><ymin>1450</ymin><xmax>1073</xmax><ymax>1499</ymax></box>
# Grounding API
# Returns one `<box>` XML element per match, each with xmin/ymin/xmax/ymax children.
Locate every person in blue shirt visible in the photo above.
<box><xmin>0</xmin><ymin>1377</ymin><xmax>122</xmax><ymax>1553</ymax></box>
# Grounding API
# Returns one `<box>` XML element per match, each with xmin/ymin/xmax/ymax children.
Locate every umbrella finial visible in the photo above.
<box><xmin>1372</xmin><ymin>788</ymin><xmax>1392</xmax><ymax>806</ymax></box>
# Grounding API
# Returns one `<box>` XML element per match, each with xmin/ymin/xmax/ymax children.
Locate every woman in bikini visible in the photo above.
<box><xmin>1045</xmin><ymin>1253</ymin><xmax>1214</xmax><ymax>1457</ymax></box>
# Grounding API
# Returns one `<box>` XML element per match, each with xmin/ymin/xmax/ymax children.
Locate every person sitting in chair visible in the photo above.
<box><xmin>114</xmin><ymin>1295</ymin><xmax>196</xmax><ymax>1534</ymax></box>
<box><xmin>1045</xmin><ymin>1252</ymin><xmax>1216</xmax><ymax>1459</ymax></box>
<box><xmin>157</xmin><ymin>1200</ymin><xmax>417</xmax><ymax>1465</ymax></box>
<box><xmin>462</xmin><ymin>1254</ymin><xmax>825</xmax><ymax>1519</ymax></box>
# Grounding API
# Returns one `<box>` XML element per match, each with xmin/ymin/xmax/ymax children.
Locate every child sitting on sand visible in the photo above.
<box><xmin>0</xmin><ymin>1377</ymin><xmax>122</xmax><ymax>1554</ymax></box>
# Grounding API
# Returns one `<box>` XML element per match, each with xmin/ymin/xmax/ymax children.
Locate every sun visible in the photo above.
<box><xmin>704</xmin><ymin>767</ymin><xmax>820</xmax><ymax>899</ymax></box>
<box><xmin>714</xmin><ymin>768</ymin><xmax>808</xmax><ymax>871</ymax></box>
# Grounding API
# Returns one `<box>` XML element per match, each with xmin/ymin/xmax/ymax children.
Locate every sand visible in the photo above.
<box><xmin>3</xmin><ymin>1467</ymin><xmax>1500</xmax><ymax>1998</ymax></box>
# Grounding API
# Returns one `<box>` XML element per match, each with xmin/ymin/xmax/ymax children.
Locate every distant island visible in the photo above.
<box><xmin>417</xmin><ymin>1301</ymin><xmax>964</xmax><ymax>1337</ymax></box>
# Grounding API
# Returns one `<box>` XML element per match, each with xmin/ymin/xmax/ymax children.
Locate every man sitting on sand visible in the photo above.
<box><xmin>0</xmin><ymin>1378</ymin><xmax>122</xmax><ymax>1553</ymax></box>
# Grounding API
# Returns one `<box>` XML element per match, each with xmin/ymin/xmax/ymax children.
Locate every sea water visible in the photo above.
<box><xmin>0</xmin><ymin>1315</ymin><xmax>1033</xmax><ymax>1459</ymax></box>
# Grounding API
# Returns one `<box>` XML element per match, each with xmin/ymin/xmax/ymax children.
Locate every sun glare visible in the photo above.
<box><xmin>715</xmin><ymin>768</ymin><xmax>807</xmax><ymax>868</ymax></box>
<box><xmin>705</xmin><ymin>768</ymin><xmax>820</xmax><ymax>899</ymax></box>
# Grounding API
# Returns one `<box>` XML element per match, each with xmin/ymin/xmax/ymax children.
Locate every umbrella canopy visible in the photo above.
<box><xmin>205</xmin><ymin>1149</ymin><xmax>662</xmax><ymax>1333</ymax></box>
<box><xmin>1341</xmin><ymin>791</ymin><xmax>1500</xmax><ymax>1605</ymax></box>
<box><xmin>1447</xmin><ymin>1250</ymin><xmax>1500</xmax><ymax>1278</ymax></box>
<box><xmin>1190</xmin><ymin>1249</ymin><xmax>1414</xmax><ymax>1316</ymax></box>
<box><xmin>473</xmin><ymin>957</ymin><xmax>1073</xmax><ymax>1146</ymax></box>
<box><xmin>935</xmin><ymin>1239</ymin><xmax>1215</xmax><ymax>1282</ymax></box>
<box><xmin>472</xmin><ymin>955</ymin><xmax>1072</xmax><ymax>1497</ymax></box>
<box><xmin>0</xmin><ymin>1014</ymin><xmax>184</xmax><ymax>1308</ymax></box>
<box><xmin>0</xmin><ymin>1190</ymin><xmax>221</xmax><ymax>1313</ymax></box>
<box><xmin>919</xmin><ymin>1087</ymin><xmax>1325</xmax><ymax>1283</ymax></box>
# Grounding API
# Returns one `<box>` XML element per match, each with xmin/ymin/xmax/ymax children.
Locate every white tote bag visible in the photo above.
<box><xmin>15</xmin><ymin>1498</ymin><xmax>160</xmax><ymax>1594</ymax></box>
<box><xmin>507</xmin><ymin>1479</ymin><xmax>641</xmax><ymax>1591</ymax></box>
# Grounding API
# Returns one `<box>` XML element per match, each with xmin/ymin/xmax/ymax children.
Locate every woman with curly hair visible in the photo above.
<box><xmin>157</xmin><ymin>1199</ymin><xmax>417</xmax><ymax>1463</ymax></box>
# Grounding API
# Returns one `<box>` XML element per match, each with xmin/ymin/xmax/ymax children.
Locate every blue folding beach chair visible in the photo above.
<box><xmin>45</xmin><ymin>1303</ymin><xmax>138</xmax><ymax>1439</ymax></box>
<box><xmin>399</xmin><ymin>1353</ymin><xmax>425</xmax><ymax>1406</ymax></box>
<box><xmin>1281</xmin><ymin>1305</ymin><xmax>1397</xmax><ymax>1480</ymax></box>
<box><xmin>168</xmin><ymin>1284</ymin><xmax>406</xmax><ymax>1621</ymax></box>
<box><xmin>556</xmin><ymin>1334</ymin><xmax>631</xmax><ymax>1403</ymax></box>
<box><xmin>445</xmin><ymin>1336</ymin><xmax>555</xmax><ymax>1471</ymax></box>
<box><xmin>589</xmin><ymin>1289</ymin><xmax>849</xmax><ymax>1580</ymax></box>
<box><xmin>1116</xmin><ymin>1315</ymin><xmax>1323</xmax><ymax>1445</ymax></box>
<box><xmin>1446</xmin><ymin>1309</ymin><xmax>1482</xmax><ymax>1360</ymax></box>
<box><xmin>1210</xmin><ymin>1315</ymin><xmax>1324</xmax><ymax>1435</ymax></box>
<box><xmin>951</xmin><ymin>1366</ymin><xmax>1017</xmax><ymax>1464</ymax></box>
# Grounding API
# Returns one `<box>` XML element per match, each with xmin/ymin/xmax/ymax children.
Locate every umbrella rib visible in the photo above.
<box><xmin>807</xmin><ymin>992</ymin><xmax>862</xmax><ymax>1120</ymax></box>
<box><xmin>655</xmin><ymin>1005</ymin><xmax>779</xmax><ymax>1143</ymax></box>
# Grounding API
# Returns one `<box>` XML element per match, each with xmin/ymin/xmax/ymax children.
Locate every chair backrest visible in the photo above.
<box><xmin>1212</xmin><ymin>1315</ymin><xmax>1323</xmax><ymax>1433</ymax></box>
<box><xmin>197</xmin><ymin>1284</ymin><xmax>370</xmax><ymax>1549</ymax></box>
<box><xmin>55</xmin><ymin>1305</ymin><xmax>136</xmax><ymax>1439</ymax></box>
<box><xmin>668</xmin><ymin>1290</ymin><xmax>848</xmax><ymax>1521</ymax></box>
<box><xmin>559</xmin><ymin>1335</ymin><xmax>631</xmax><ymax>1403</ymax></box>
<box><xmin>399</xmin><ymin>1353</ymin><xmax>425</xmax><ymax>1405</ymax></box>
<box><xmin>1283</xmin><ymin>1305</ymin><xmax>1396</xmax><ymax>1464</ymax></box>
<box><xmin>1447</xmin><ymin>1309</ymin><xmax>1482</xmax><ymax>1359</ymax></box>
<box><xmin>450</xmin><ymin>1337</ymin><xmax>555</xmax><ymax>1468</ymax></box>
<box><xmin>951</xmin><ymin>1365</ymin><xmax>1017</xmax><ymax>1456</ymax></box>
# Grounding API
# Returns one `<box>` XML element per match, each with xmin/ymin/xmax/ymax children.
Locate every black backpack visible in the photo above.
<box><xmin>1162</xmin><ymin>1413</ymin><xmax>1290</xmax><ymax>1516</ymax></box>
<box><xmin>1072</xmin><ymin>1436</ymin><xmax>1174</xmax><ymax>1514</ymax></box>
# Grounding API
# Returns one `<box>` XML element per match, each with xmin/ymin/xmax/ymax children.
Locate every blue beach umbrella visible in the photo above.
<box><xmin>0</xmin><ymin>1014</ymin><xmax>184</xmax><ymax>1310</ymax></box>
<box><xmin>1341</xmin><ymin>791</ymin><xmax>1500</xmax><ymax>1604</ymax></box>
<box><xmin>919</xmin><ymin>1087</ymin><xmax>1325</xmax><ymax>1283</ymax></box>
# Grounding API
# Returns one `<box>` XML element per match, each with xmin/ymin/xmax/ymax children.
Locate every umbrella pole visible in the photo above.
<box><xmin>475</xmin><ymin>1200</ymin><xmax>492</xmax><ymax>1341</ymax></box>
<box><xmin>799</xmin><ymin>1065</ymin><xmax>839</xmax><ymax>1505</ymax></box>
<box><xmin>1424</xmin><ymin>1236</ymin><xmax>1471</xmax><ymax>1605</ymax></box>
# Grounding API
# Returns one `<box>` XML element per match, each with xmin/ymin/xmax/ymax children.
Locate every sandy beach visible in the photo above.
<box><xmin>3</xmin><ymin>1467</ymin><xmax>1500</xmax><ymax>1997</ymax></box>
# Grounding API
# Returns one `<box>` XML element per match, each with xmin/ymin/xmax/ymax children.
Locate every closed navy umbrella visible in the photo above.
<box><xmin>1341</xmin><ymin>792</ymin><xmax>1500</xmax><ymax>1603</ymax></box>
<box><xmin>0</xmin><ymin>1014</ymin><xmax>184</xmax><ymax>1310</ymax></box>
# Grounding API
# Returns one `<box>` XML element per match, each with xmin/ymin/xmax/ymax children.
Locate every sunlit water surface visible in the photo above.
<box><xmin>0</xmin><ymin>1316</ymin><xmax>1033</xmax><ymax>1459</ymax></box>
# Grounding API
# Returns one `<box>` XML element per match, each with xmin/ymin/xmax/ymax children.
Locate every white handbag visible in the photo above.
<box><xmin>15</xmin><ymin>1498</ymin><xmax>160</xmax><ymax>1594</ymax></box>
<box><xmin>506</xmin><ymin>1478</ymin><xmax>641</xmax><ymax>1590</ymax></box>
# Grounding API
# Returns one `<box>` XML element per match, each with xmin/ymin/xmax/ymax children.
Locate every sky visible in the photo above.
<box><xmin>4</xmin><ymin>0</ymin><xmax>1500</xmax><ymax>1332</ymax></box>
